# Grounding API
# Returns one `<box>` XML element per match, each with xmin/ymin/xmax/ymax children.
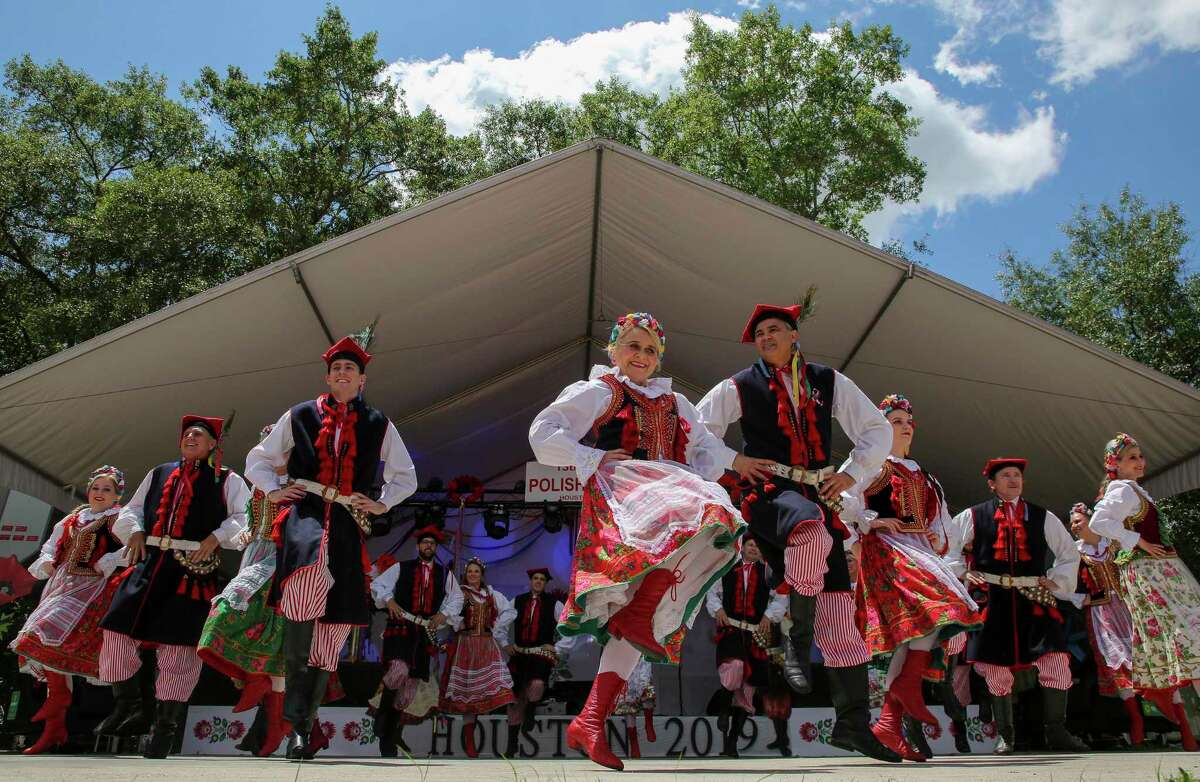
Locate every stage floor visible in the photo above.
<box><xmin>3</xmin><ymin>752</ymin><xmax>1198</xmax><ymax>781</ymax></box>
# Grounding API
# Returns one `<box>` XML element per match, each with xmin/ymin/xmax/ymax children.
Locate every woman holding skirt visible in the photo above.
<box><xmin>529</xmin><ymin>311</ymin><xmax>747</xmax><ymax>770</ymax></box>
<box><xmin>439</xmin><ymin>557</ymin><xmax>516</xmax><ymax>757</ymax></box>
<box><xmin>1088</xmin><ymin>432</ymin><xmax>1200</xmax><ymax>751</ymax></box>
<box><xmin>840</xmin><ymin>394</ymin><xmax>982</xmax><ymax>761</ymax></box>
<box><xmin>12</xmin><ymin>465</ymin><xmax>127</xmax><ymax>754</ymax></box>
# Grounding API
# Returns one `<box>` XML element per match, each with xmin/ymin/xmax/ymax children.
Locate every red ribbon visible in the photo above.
<box><xmin>993</xmin><ymin>500</ymin><xmax>1031</xmax><ymax>562</ymax></box>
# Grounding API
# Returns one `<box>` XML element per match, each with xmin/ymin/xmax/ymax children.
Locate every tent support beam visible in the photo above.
<box><xmin>291</xmin><ymin>261</ymin><xmax>335</xmax><ymax>343</ymax></box>
<box><xmin>582</xmin><ymin>145</ymin><xmax>604</xmax><ymax>378</ymax></box>
<box><xmin>0</xmin><ymin>442</ymin><xmax>80</xmax><ymax>503</ymax></box>
<box><xmin>839</xmin><ymin>262</ymin><xmax>914</xmax><ymax>372</ymax></box>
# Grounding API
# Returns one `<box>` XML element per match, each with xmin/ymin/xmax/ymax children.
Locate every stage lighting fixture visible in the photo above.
<box><xmin>543</xmin><ymin>503</ymin><xmax>564</xmax><ymax>534</ymax></box>
<box><xmin>483</xmin><ymin>503</ymin><xmax>510</xmax><ymax>540</ymax></box>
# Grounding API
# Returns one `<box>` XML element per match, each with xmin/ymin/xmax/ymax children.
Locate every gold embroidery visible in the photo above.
<box><xmin>1081</xmin><ymin>552</ymin><xmax>1121</xmax><ymax>606</ymax></box>
<box><xmin>64</xmin><ymin>511</ymin><xmax>118</xmax><ymax>577</ymax></box>
<box><xmin>866</xmin><ymin>460</ymin><xmax>932</xmax><ymax>533</ymax></box>
<box><xmin>1124</xmin><ymin>497</ymin><xmax>1150</xmax><ymax>531</ymax></box>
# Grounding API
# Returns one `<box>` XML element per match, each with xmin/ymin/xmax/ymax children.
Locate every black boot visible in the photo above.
<box><xmin>992</xmin><ymin>694</ymin><xmax>1015</xmax><ymax>755</ymax></box>
<box><xmin>722</xmin><ymin>708</ymin><xmax>746</xmax><ymax>757</ymax></box>
<box><xmin>283</xmin><ymin>620</ymin><xmax>316</xmax><ymax>761</ymax></box>
<box><xmin>1043</xmin><ymin>688</ymin><xmax>1089</xmax><ymax>752</ymax></box>
<box><xmin>784</xmin><ymin>593</ymin><xmax>817</xmax><ymax>694</ymax></box>
<box><xmin>396</xmin><ymin>723</ymin><xmax>410</xmax><ymax>753</ymax></box>
<box><xmin>826</xmin><ymin>664</ymin><xmax>902</xmax><ymax>763</ymax></box>
<box><xmin>95</xmin><ymin>676</ymin><xmax>146</xmax><ymax>736</ymax></box>
<box><xmin>714</xmin><ymin>688</ymin><xmax>733</xmax><ymax>732</ymax></box>
<box><xmin>505</xmin><ymin>724</ymin><xmax>520</xmax><ymax>758</ymax></box>
<box><xmin>521</xmin><ymin>701</ymin><xmax>537</xmax><ymax>735</ymax></box>
<box><xmin>766</xmin><ymin>717</ymin><xmax>792</xmax><ymax>757</ymax></box>
<box><xmin>143</xmin><ymin>700</ymin><xmax>187</xmax><ymax>759</ymax></box>
<box><xmin>235</xmin><ymin>704</ymin><xmax>268</xmax><ymax>754</ymax></box>
<box><xmin>301</xmin><ymin>670</ymin><xmax>332</xmax><ymax>760</ymax></box>
<box><xmin>904</xmin><ymin>715</ymin><xmax>934</xmax><ymax>759</ymax></box>
<box><xmin>376</xmin><ymin>688</ymin><xmax>398</xmax><ymax>758</ymax></box>
<box><xmin>939</xmin><ymin>673</ymin><xmax>971</xmax><ymax>753</ymax></box>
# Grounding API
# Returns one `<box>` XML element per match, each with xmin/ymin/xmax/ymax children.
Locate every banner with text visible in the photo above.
<box><xmin>524</xmin><ymin>463</ymin><xmax>582</xmax><ymax>503</ymax></box>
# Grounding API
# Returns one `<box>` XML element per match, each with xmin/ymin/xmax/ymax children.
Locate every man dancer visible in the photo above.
<box><xmin>369</xmin><ymin>525</ymin><xmax>452</xmax><ymax>756</ymax></box>
<box><xmin>705</xmin><ymin>536</ymin><xmax>786</xmax><ymax>757</ymax></box>
<box><xmin>503</xmin><ymin>567</ymin><xmax>563</xmax><ymax>757</ymax></box>
<box><xmin>699</xmin><ymin>302</ymin><xmax>899</xmax><ymax>762</ymax></box>
<box><xmin>247</xmin><ymin>336</ymin><xmax>418</xmax><ymax>759</ymax></box>
<box><xmin>99</xmin><ymin>415</ymin><xmax>250</xmax><ymax>758</ymax></box>
<box><xmin>947</xmin><ymin>459</ymin><xmax>1088</xmax><ymax>754</ymax></box>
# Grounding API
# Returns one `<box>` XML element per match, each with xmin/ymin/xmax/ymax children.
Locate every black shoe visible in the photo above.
<box><xmin>826</xmin><ymin>664</ymin><xmax>902</xmax><ymax>763</ymax></box>
<box><xmin>1043</xmin><ymin>689</ymin><xmax>1090</xmax><ymax>752</ymax></box>
<box><xmin>235</xmin><ymin>704</ymin><xmax>268</xmax><ymax>754</ymax></box>
<box><xmin>952</xmin><ymin>719</ymin><xmax>971</xmax><ymax>753</ymax></box>
<box><xmin>992</xmin><ymin>694</ymin><xmax>1014</xmax><ymax>755</ymax></box>
<box><xmin>904</xmin><ymin>715</ymin><xmax>934</xmax><ymax>759</ymax></box>
<box><xmin>143</xmin><ymin>700</ymin><xmax>187</xmax><ymax>759</ymax></box>
<box><xmin>285</xmin><ymin>724</ymin><xmax>311</xmax><ymax>761</ymax></box>
<box><xmin>715</xmin><ymin>689</ymin><xmax>733</xmax><ymax>732</ymax></box>
<box><xmin>784</xmin><ymin>593</ymin><xmax>817</xmax><ymax>695</ymax></box>
<box><xmin>376</xmin><ymin>688</ymin><xmax>398</xmax><ymax>757</ymax></box>
<box><xmin>721</xmin><ymin>709</ymin><xmax>746</xmax><ymax>758</ymax></box>
<box><xmin>95</xmin><ymin>676</ymin><xmax>146</xmax><ymax>736</ymax></box>
<box><xmin>396</xmin><ymin>724</ymin><xmax>410</xmax><ymax>754</ymax></box>
<box><xmin>505</xmin><ymin>724</ymin><xmax>521</xmax><ymax>758</ymax></box>
<box><xmin>766</xmin><ymin>717</ymin><xmax>791</xmax><ymax>756</ymax></box>
<box><xmin>521</xmin><ymin>702</ymin><xmax>536</xmax><ymax>735</ymax></box>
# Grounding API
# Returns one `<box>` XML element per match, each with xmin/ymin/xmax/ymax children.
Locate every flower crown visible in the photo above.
<box><xmin>609</xmin><ymin>312</ymin><xmax>666</xmax><ymax>357</ymax></box>
<box><xmin>1071</xmin><ymin>502</ymin><xmax>1092</xmax><ymax>518</ymax></box>
<box><xmin>88</xmin><ymin>464</ymin><xmax>126</xmax><ymax>496</ymax></box>
<box><xmin>1104</xmin><ymin>432</ymin><xmax>1139</xmax><ymax>476</ymax></box>
<box><xmin>878</xmin><ymin>393</ymin><xmax>913</xmax><ymax>418</ymax></box>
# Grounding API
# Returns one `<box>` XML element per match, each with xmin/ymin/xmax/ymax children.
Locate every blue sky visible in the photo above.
<box><xmin>2</xmin><ymin>0</ymin><xmax>1198</xmax><ymax>296</ymax></box>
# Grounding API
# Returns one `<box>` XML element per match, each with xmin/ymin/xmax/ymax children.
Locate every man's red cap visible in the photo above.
<box><xmin>180</xmin><ymin>415</ymin><xmax>223</xmax><ymax>441</ymax></box>
<box><xmin>983</xmin><ymin>458</ymin><xmax>1027</xmax><ymax>479</ymax></box>
<box><xmin>741</xmin><ymin>304</ymin><xmax>805</xmax><ymax>343</ymax></box>
<box><xmin>526</xmin><ymin>567</ymin><xmax>552</xmax><ymax>580</ymax></box>
<box><xmin>322</xmin><ymin>336</ymin><xmax>371</xmax><ymax>371</ymax></box>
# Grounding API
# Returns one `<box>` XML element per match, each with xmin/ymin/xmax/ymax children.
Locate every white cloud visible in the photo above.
<box><xmin>737</xmin><ymin>0</ymin><xmax>763</xmax><ymax>8</ymax></box>
<box><xmin>1036</xmin><ymin>0</ymin><xmax>1200</xmax><ymax>87</ymax></box>
<box><xmin>387</xmin><ymin>13</ymin><xmax>1065</xmax><ymax>241</ymax></box>
<box><xmin>385</xmin><ymin>12</ymin><xmax>736</xmax><ymax>135</ymax></box>
<box><xmin>934</xmin><ymin>38</ymin><xmax>1000</xmax><ymax>85</ymax></box>
<box><xmin>921</xmin><ymin>0</ymin><xmax>1016</xmax><ymax>85</ymax></box>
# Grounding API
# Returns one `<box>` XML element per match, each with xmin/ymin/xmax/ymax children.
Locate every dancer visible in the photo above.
<box><xmin>12</xmin><ymin>466</ymin><xmax>128</xmax><ymax>754</ymax></box>
<box><xmin>947</xmin><ymin>458</ymin><xmax>1087</xmax><ymax>754</ymax></box>
<box><xmin>438</xmin><ymin>557</ymin><xmax>515</xmax><ymax>758</ymax></box>
<box><xmin>247</xmin><ymin>335</ymin><xmax>418</xmax><ymax>759</ymax></box>
<box><xmin>1088</xmin><ymin>433</ymin><xmax>1200</xmax><ymax>751</ymax></box>
<box><xmin>370</xmin><ymin>525</ymin><xmax>452</xmax><ymax>756</ymax></box>
<box><xmin>840</xmin><ymin>394</ymin><xmax>982</xmax><ymax>761</ymax></box>
<box><xmin>705</xmin><ymin>536</ymin><xmax>786</xmax><ymax>757</ymax></box>
<box><xmin>503</xmin><ymin>567</ymin><xmax>563</xmax><ymax>757</ymax></box>
<box><xmin>98</xmin><ymin>416</ymin><xmax>250</xmax><ymax>758</ymax></box>
<box><xmin>529</xmin><ymin>311</ymin><xmax>746</xmax><ymax>770</ymax></box>
<box><xmin>698</xmin><ymin>302</ymin><xmax>899</xmax><ymax>762</ymax></box>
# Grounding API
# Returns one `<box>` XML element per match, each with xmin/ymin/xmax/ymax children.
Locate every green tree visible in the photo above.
<box><xmin>0</xmin><ymin>56</ymin><xmax>253</xmax><ymax>374</ymax></box>
<box><xmin>999</xmin><ymin>187</ymin><xmax>1200</xmax><ymax>569</ymax></box>
<box><xmin>470</xmin><ymin>6</ymin><xmax>925</xmax><ymax>241</ymax></box>
<box><xmin>186</xmin><ymin>5</ymin><xmax>460</xmax><ymax>261</ymax></box>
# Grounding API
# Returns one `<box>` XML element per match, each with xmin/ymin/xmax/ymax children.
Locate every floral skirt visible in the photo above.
<box><xmin>439</xmin><ymin>634</ymin><xmax>514</xmax><ymax>714</ymax></box>
<box><xmin>558</xmin><ymin>462</ymin><xmax>746</xmax><ymax>664</ymax></box>
<box><xmin>854</xmin><ymin>531</ymin><xmax>982</xmax><ymax>659</ymax></box>
<box><xmin>197</xmin><ymin>576</ymin><xmax>286</xmax><ymax>680</ymax></box>
<box><xmin>613</xmin><ymin>657</ymin><xmax>656</xmax><ymax>715</ymax></box>
<box><xmin>13</xmin><ymin>576</ymin><xmax>120</xmax><ymax>678</ymax></box>
<box><xmin>1121</xmin><ymin>553</ymin><xmax>1200</xmax><ymax>690</ymax></box>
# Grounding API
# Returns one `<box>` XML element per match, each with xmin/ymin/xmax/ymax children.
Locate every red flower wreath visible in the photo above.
<box><xmin>447</xmin><ymin>475</ymin><xmax>485</xmax><ymax>505</ymax></box>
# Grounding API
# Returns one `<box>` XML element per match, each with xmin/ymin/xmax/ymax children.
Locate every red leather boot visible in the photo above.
<box><xmin>643</xmin><ymin>707</ymin><xmax>656</xmax><ymax>742</ymax></box>
<box><xmin>462</xmin><ymin>721</ymin><xmax>479</xmax><ymax>758</ymax></box>
<box><xmin>566</xmin><ymin>671</ymin><xmax>626</xmax><ymax>770</ymax></box>
<box><xmin>891</xmin><ymin>649</ymin><xmax>939</xmax><ymax>725</ymax></box>
<box><xmin>606</xmin><ymin>569</ymin><xmax>679</xmax><ymax>659</ymax></box>
<box><xmin>1122</xmin><ymin>696</ymin><xmax>1144</xmax><ymax>745</ymax></box>
<box><xmin>871</xmin><ymin>693</ymin><xmax>925</xmax><ymax>762</ymax></box>
<box><xmin>234</xmin><ymin>675</ymin><xmax>272</xmax><ymax>713</ymax></box>
<box><xmin>1176</xmin><ymin>702</ymin><xmax>1198</xmax><ymax>752</ymax></box>
<box><xmin>24</xmin><ymin>712</ymin><xmax>68</xmax><ymax>755</ymax></box>
<box><xmin>31</xmin><ymin>671</ymin><xmax>71</xmax><ymax>723</ymax></box>
<box><xmin>626</xmin><ymin>722</ymin><xmax>641</xmax><ymax>758</ymax></box>
<box><xmin>256</xmin><ymin>691</ymin><xmax>289</xmax><ymax>757</ymax></box>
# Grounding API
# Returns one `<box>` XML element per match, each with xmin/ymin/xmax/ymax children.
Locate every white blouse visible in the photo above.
<box><xmin>1088</xmin><ymin>479</ymin><xmax>1151</xmax><ymax>552</ymax></box>
<box><xmin>528</xmin><ymin>365</ymin><xmax>738</xmax><ymax>483</ymax></box>
<box><xmin>945</xmin><ymin>499</ymin><xmax>1080</xmax><ymax>593</ymax></box>
<box><xmin>439</xmin><ymin>585</ymin><xmax>517</xmax><ymax>648</ymax></box>
<box><xmin>839</xmin><ymin>455</ymin><xmax>954</xmax><ymax>540</ymax></box>
<box><xmin>696</xmin><ymin>367</ymin><xmax>890</xmax><ymax>483</ymax></box>
<box><xmin>29</xmin><ymin>507</ymin><xmax>127</xmax><ymax>579</ymax></box>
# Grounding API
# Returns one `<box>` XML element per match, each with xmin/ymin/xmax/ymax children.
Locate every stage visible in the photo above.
<box><xmin>3</xmin><ymin>751</ymin><xmax>1197</xmax><ymax>781</ymax></box>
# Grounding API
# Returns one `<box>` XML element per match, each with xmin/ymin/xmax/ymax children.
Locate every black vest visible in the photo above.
<box><xmin>286</xmin><ymin>397</ymin><xmax>389</xmax><ymax>496</ymax></box>
<box><xmin>513</xmin><ymin>592</ymin><xmax>559</xmax><ymax>646</ymax></box>
<box><xmin>969</xmin><ymin>498</ymin><xmax>1049</xmax><ymax>577</ymax></box>
<box><xmin>720</xmin><ymin>562</ymin><xmax>771</xmax><ymax>623</ymax></box>
<box><xmin>142</xmin><ymin>461</ymin><xmax>229</xmax><ymax>539</ymax></box>
<box><xmin>732</xmin><ymin>360</ymin><xmax>834</xmax><ymax>467</ymax></box>
<box><xmin>392</xmin><ymin>558</ymin><xmax>446</xmax><ymax>617</ymax></box>
<box><xmin>864</xmin><ymin>462</ymin><xmax>945</xmax><ymax>527</ymax></box>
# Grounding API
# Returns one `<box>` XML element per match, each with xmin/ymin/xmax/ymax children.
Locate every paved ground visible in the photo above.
<box><xmin>3</xmin><ymin>752</ymin><xmax>1198</xmax><ymax>782</ymax></box>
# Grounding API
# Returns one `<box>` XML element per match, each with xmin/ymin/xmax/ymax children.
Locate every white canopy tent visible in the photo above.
<box><xmin>2</xmin><ymin>138</ymin><xmax>1199</xmax><ymax>518</ymax></box>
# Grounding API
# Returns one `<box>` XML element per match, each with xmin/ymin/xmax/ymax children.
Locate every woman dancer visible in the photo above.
<box><xmin>1088</xmin><ymin>433</ymin><xmax>1200</xmax><ymax>751</ymax></box>
<box><xmin>438</xmin><ymin>557</ymin><xmax>516</xmax><ymax>757</ymax></box>
<box><xmin>840</xmin><ymin>394</ymin><xmax>982</xmax><ymax>761</ymax></box>
<box><xmin>529</xmin><ymin>311</ymin><xmax>747</xmax><ymax>770</ymax></box>
<box><xmin>12</xmin><ymin>466</ymin><xmax>128</xmax><ymax>754</ymax></box>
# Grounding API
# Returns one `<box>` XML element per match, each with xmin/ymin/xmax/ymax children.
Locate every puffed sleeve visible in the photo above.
<box><xmin>1088</xmin><ymin>481</ymin><xmax>1144</xmax><ymax>552</ymax></box>
<box><xmin>377</xmin><ymin>422</ymin><xmax>418</xmax><ymax>510</ymax></box>
<box><xmin>676</xmin><ymin>393</ymin><xmax>738</xmax><ymax>480</ymax></box>
<box><xmin>705</xmin><ymin>581</ymin><xmax>724</xmax><ymax>617</ymax></box>
<box><xmin>371</xmin><ymin>563</ymin><xmax>400</xmax><ymax>608</ymax></box>
<box><xmin>440</xmin><ymin>587</ymin><xmax>465</xmax><ymax>631</ymax></box>
<box><xmin>1043</xmin><ymin>510</ymin><xmax>1081</xmax><ymax>594</ymax></box>
<box><xmin>943</xmin><ymin>508</ymin><xmax>976</xmax><ymax>579</ymax></box>
<box><xmin>113</xmin><ymin>471</ymin><xmax>154</xmax><ymax>544</ymax></box>
<box><xmin>839</xmin><ymin>460</ymin><xmax>882</xmax><ymax>535</ymax></box>
<box><xmin>764</xmin><ymin>590</ymin><xmax>788</xmax><ymax>622</ymax></box>
<box><xmin>696</xmin><ymin>378</ymin><xmax>742</xmax><ymax>439</ymax></box>
<box><xmin>245</xmin><ymin>410</ymin><xmax>294</xmax><ymax>493</ymax></box>
<box><xmin>492</xmin><ymin>590</ymin><xmax>516</xmax><ymax>648</ymax></box>
<box><xmin>831</xmin><ymin>371</ymin><xmax>890</xmax><ymax>483</ymax></box>
<box><xmin>528</xmin><ymin>380</ymin><xmax>613</xmax><ymax>483</ymax></box>
<box><xmin>29</xmin><ymin>519</ymin><xmax>65</xmax><ymax>579</ymax></box>
<box><xmin>212</xmin><ymin>472</ymin><xmax>251</xmax><ymax>547</ymax></box>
